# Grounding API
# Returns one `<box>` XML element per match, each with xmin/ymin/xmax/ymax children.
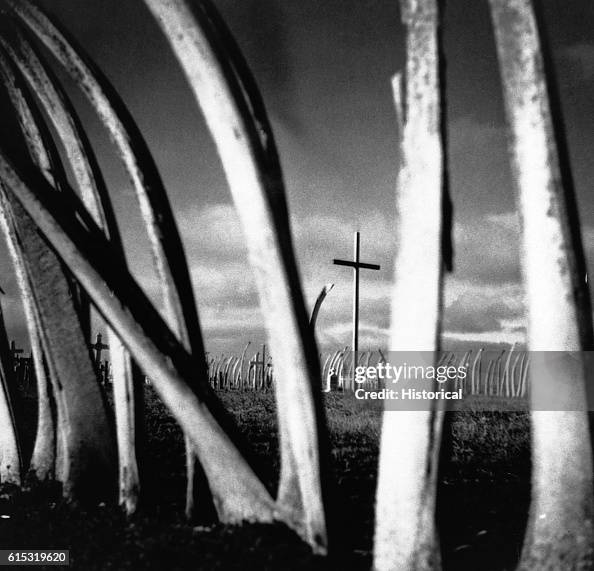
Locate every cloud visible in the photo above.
<box><xmin>177</xmin><ymin>203</ymin><xmax>247</xmax><ymax>259</ymax></box>
<box><xmin>175</xmin><ymin>204</ymin><xmax>394</xmax><ymax>350</ymax></box>
<box><xmin>318</xmin><ymin>321</ymin><xmax>389</xmax><ymax>350</ymax></box>
<box><xmin>199</xmin><ymin>304</ymin><xmax>264</xmax><ymax>334</ymax></box>
<box><xmin>9</xmin><ymin>200</ymin><xmax>573</xmax><ymax>354</ymax></box>
<box><xmin>443</xmin><ymin>277</ymin><xmax>525</xmax><ymax>340</ymax></box>
<box><xmin>170</xmin><ymin>203</ymin><xmax>536</xmax><ymax>352</ymax></box>
<box><xmin>10</xmin><ymin>202</ymin><xmax>576</xmax><ymax>353</ymax></box>
<box><xmin>191</xmin><ymin>261</ymin><xmax>257</xmax><ymax>303</ymax></box>
<box><xmin>8</xmin><ymin>202</ymin><xmax>583</xmax><ymax>354</ymax></box>
<box><xmin>443</xmin><ymin>329</ymin><xmax>525</xmax><ymax>346</ymax></box>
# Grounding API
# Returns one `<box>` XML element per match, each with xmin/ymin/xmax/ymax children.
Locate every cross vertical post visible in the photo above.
<box><xmin>90</xmin><ymin>333</ymin><xmax>109</xmax><ymax>368</ymax></box>
<box><xmin>10</xmin><ymin>340</ymin><xmax>24</xmax><ymax>365</ymax></box>
<box><xmin>249</xmin><ymin>345</ymin><xmax>267</xmax><ymax>388</ymax></box>
<box><xmin>333</xmin><ymin>231</ymin><xmax>380</xmax><ymax>364</ymax></box>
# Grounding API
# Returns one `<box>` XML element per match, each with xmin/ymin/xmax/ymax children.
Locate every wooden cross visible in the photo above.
<box><xmin>333</xmin><ymin>232</ymin><xmax>380</xmax><ymax>354</ymax></box>
<box><xmin>91</xmin><ymin>333</ymin><xmax>109</xmax><ymax>366</ymax></box>
<box><xmin>10</xmin><ymin>340</ymin><xmax>23</xmax><ymax>363</ymax></box>
<box><xmin>249</xmin><ymin>344</ymin><xmax>266</xmax><ymax>385</ymax></box>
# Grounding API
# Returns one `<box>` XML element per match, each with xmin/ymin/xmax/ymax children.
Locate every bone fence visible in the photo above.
<box><xmin>14</xmin><ymin>335</ymin><xmax>528</xmax><ymax>398</ymax></box>
<box><xmin>202</xmin><ymin>345</ymin><xmax>533</xmax><ymax>397</ymax></box>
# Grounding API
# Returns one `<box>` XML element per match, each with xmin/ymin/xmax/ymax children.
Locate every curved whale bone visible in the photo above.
<box><xmin>3</xmin><ymin>0</ymin><xmax>212</xmax><ymax>518</ymax></box>
<box><xmin>0</xmin><ymin>43</ymin><xmax>116</xmax><ymax>500</ymax></box>
<box><xmin>374</xmin><ymin>0</ymin><xmax>447</xmax><ymax>569</ymax></box>
<box><xmin>143</xmin><ymin>0</ymin><xmax>328</xmax><ymax>554</ymax></box>
<box><xmin>489</xmin><ymin>0</ymin><xmax>594</xmax><ymax>568</ymax></box>
<box><xmin>0</xmin><ymin>151</ymin><xmax>285</xmax><ymax>524</ymax></box>
<box><xmin>0</xmin><ymin>22</ymin><xmax>143</xmax><ymax>514</ymax></box>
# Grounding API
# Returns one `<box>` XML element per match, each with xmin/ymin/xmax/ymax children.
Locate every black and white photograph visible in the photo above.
<box><xmin>0</xmin><ymin>0</ymin><xmax>593</xmax><ymax>569</ymax></box>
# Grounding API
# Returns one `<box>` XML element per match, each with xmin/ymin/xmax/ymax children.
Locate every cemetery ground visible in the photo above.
<box><xmin>0</xmin><ymin>389</ymin><xmax>531</xmax><ymax>570</ymax></box>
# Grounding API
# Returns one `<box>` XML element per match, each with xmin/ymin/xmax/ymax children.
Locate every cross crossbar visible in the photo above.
<box><xmin>10</xmin><ymin>340</ymin><xmax>23</xmax><ymax>357</ymax></box>
<box><xmin>91</xmin><ymin>333</ymin><xmax>109</xmax><ymax>352</ymax></box>
<box><xmin>333</xmin><ymin>259</ymin><xmax>381</xmax><ymax>271</ymax></box>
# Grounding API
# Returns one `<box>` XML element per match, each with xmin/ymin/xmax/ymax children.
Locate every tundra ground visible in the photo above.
<box><xmin>0</xmin><ymin>389</ymin><xmax>530</xmax><ymax>570</ymax></box>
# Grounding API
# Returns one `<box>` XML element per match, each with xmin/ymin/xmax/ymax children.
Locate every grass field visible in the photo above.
<box><xmin>0</xmin><ymin>389</ymin><xmax>531</xmax><ymax>570</ymax></box>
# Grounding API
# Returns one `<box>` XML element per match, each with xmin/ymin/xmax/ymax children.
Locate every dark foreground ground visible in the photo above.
<box><xmin>0</xmin><ymin>389</ymin><xmax>531</xmax><ymax>570</ymax></box>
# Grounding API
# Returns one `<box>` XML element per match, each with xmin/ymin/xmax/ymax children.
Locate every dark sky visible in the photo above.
<box><xmin>1</xmin><ymin>0</ymin><xmax>593</xmax><ymax>355</ymax></box>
